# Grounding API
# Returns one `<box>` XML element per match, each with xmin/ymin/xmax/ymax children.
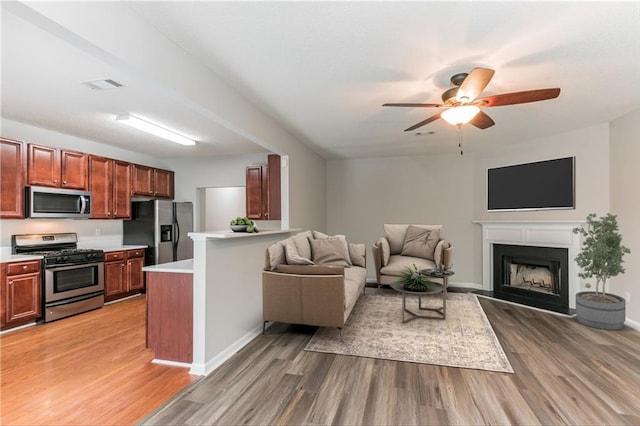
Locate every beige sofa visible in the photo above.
<box><xmin>262</xmin><ymin>230</ymin><xmax>367</xmax><ymax>333</ymax></box>
<box><xmin>372</xmin><ymin>224</ymin><xmax>454</xmax><ymax>286</ymax></box>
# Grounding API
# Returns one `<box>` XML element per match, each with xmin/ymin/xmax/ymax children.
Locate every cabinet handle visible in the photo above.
<box><xmin>23</xmin><ymin>265</ymin><xmax>27</xmax><ymax>270</ymax></box>
<box><xmin>107</xmin><ymin>212</ymin><xmax>111</xmax><ymax>216</ymax></box>
<box><xmin>9</xmin><ymin>280</ymin><xmax>14</xmax><ymax>285</ymax></box>
<box><xmin>53</xmin><ymin>179</ymin><xmax>58</xmax><ymax>183</ymax></box>
<box><xmin>121</xmin><ymin>264</ymin><xmax>125</xmax><ymax>267</ymax></box>
<box><xmin>63</xmin><ymin>180</ymin><xmax>67</xmax><ymax>184</ymax></box>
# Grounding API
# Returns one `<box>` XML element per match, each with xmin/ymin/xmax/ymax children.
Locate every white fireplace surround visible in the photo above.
<box><xmin>474</xmin><ymin>220</ymin><xmax>585</xmax><ymax>309</ymax></box>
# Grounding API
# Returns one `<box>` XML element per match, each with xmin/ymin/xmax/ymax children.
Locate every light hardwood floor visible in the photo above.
<box><xmin>0</xmin><ymin>295</ymin><xmax>197</xmax><ymax>425</ymax></box>
<box><xmin>143</xmin><ymin>290</ymin><xmax>640</xmax><ymax>425</ymax></box>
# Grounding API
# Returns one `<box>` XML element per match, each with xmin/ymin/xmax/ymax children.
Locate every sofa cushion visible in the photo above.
<box><xmin>310</xmin><ymin>237</ymin><xmax>352</xmax><ymax>266</ymax></box>
<box><xmin>400</xmin><ymin>225</ymin><xmax>440</xmax><ymax>261</ymax></box>
<box><xmin>292</xmin><ymin>230</ymin><xmax>314</xmax><ymax>259</ymax></box>
<box><xmin>265</xmin><ymin>238</ymin><xmax>291</xmax><ymax>271</ymax></box>
<box><xmin>275</xmin><ymin>264</ymin><xmax>343</xmax><ymax>275</ymax></box>
<box><xmin>384</xmin><ymin>224</ymin><xmax>443</xmax><ymax>255</ymax></box>
<box><xmin>348</xmin><ymin>243</ymin><xmax>366</xmax><ymax>267</ymax></box>
<box><xmin>380</xmin><ymin>254</ymin><xmax>437</xmax><ymax>277</ymax></box>
<box><xmin>344</xmin><ymin>266</ymin><xmax>367</xmax><ymax>309</ymax></box>
<box><xmin>285</xmin><ymin>242</ymin><xmax>315</xmax><ymax>265</ymax></box>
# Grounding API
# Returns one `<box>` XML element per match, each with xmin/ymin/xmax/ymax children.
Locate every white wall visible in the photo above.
<box><xmin>327</xmin><ymin>123</ymin><xmax>611</xmax><ymax>286</ymax></box>
<box><xmin>609</xmin><ymin>109</ymin><xmax>640</xmax><ymax>325</ymax></box>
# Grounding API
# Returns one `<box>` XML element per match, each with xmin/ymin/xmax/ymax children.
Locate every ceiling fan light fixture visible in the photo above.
<box><xmin>116</xmin><ymin>114</ymin><xmax>196</xmax><ymax>146</ymax></box>
<box><xmin>441</xmin><ymin>105</ymin><xmax>480</xmax><ymax>125</ymax></box>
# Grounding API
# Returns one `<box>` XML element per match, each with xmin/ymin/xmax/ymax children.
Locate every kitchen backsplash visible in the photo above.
<box><xmin>0</xmin><ymin>219</ymin><xmax>124</xmax><ymax>248</ymax></box>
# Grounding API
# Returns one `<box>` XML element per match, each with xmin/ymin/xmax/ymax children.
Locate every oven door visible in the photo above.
<box><xmin>45</xmin><ymin>262</ymin><xmax>104</xmax><ymax>303</ymax></box>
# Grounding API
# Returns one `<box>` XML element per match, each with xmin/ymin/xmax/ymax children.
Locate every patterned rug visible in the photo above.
<box><xmin>304</xmin><ymin>290</ymin><xmax>514</xmax><ymax>373</ymax></box>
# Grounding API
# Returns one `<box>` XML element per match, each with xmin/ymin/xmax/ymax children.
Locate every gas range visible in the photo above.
<box><xmin>12</xmin><ymin>233</ymin><xmax>104</xmax><ymax>266</ymax></box>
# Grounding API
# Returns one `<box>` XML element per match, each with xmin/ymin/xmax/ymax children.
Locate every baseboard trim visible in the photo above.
<box><xmin>624</xmin><ymin>318</ymin><xmax>640</xmax><ymax>331</ymax></box>
<box><xmin>152</xmin><ymin>359</ymin><xmax>191</xmax><ymax>369</ymax></box>
<box><xmin>189</xmin><ymin>323</ymin><xmax>265</xmax><ymax>376</ymax></box>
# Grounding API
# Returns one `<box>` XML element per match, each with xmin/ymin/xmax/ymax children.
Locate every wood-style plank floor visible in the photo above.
<box><xmin>0</xmin><ymin>295</ymin><xmax>197</xmax><ymax>425</ymax></box>
<box><xmin>143</xmin><ymin>290</ymin><xmax>640</xmax><ymax>425</ymax></box>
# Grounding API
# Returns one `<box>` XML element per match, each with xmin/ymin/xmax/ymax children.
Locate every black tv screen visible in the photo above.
<box><xmin>488</xmin><ymin>157</ymin><xmax>575</xmax><ymax>211</ymax></box>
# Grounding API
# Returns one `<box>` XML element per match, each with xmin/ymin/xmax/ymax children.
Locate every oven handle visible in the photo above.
<box><xmin>46</xmin><ymin>261</ymin><xmax>104</xmax><ymax>271</ymax></box>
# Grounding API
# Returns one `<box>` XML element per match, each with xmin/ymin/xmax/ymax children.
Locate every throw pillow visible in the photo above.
<box><xmin>400</xmin><ymin>225</ymin><xmax>440</xmax><ymax>261</ymax></box>
<box><xmin>310</xmin><ymin>237</ymin><xmax>351</xmax><ymax>267</ymax></box>
<box><xmin>266</xmin><ymin>240</ymin><xmax>287</xmax><ymax>271</ymax></box>
<box><xmin>284</xmin><ymin>242</ymin><xmax>315</xmax><ymax>265</ymax></box>
<box><xmin>348</xmin><ymin>243</ymin><xmax>366</xmax><ymax>267</ymax></box>
<box><xmin>376</xmin><ymin>237</ymin><xmax>390</xmax><ymax>266</ymax></box>
<box><xmin>292</xmin><ymin>230</ymin><xmax>313</xmax><ymax>259</ymax></box>
<box><xmin>311</xmin><ymin>232</ymin><xmax>352</xmax><ymax>266</ymax></box>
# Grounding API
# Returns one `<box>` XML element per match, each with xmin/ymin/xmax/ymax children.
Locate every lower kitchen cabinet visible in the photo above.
<box><xmin>0</xmin><ymin>260</ymin><xmax>42</xmax><ymax>330</ymax></box>
<box><xmin>104</xmin><ymin>249</ymin><xmax>145</xmax><ymax>302</ymax></box>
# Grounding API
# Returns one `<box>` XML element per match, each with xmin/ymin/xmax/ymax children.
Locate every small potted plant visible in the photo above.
<box><xmin>398</xmin><ymin>264</ymin><xmax>432</xmax><ymax>292</ymax></box>
<box><xmin>572</xmin><ymin>213</ymin><xmax>630</xmax><ymax>329</ymax></box>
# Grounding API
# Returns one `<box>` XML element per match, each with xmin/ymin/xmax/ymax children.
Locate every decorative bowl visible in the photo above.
<box><xmin>230</xmin><ymin>225</ymin><xmax>248</xmax><ymax>232</ymax></box>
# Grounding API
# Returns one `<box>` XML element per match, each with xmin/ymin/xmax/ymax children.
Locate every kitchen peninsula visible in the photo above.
<box><xmin>143</xmin><ymin>229</ymin><xmax>296</xmax><ymax>375</ymax></box>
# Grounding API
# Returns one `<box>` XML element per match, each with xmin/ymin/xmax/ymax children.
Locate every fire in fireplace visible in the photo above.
<box><xmin>493</xmin><ymin>244</ymin><xmax>569</xmax><ymax>313</ymax></box>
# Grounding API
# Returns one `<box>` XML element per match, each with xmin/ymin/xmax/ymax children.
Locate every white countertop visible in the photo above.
<box><xmin>142</xmin><ymin>259</ymin><xmax>193</xmax><ymax>274</ymax></box>
<box><xmin>0</xmin><ymin>253</ymin><xmax>44</xmax><ymax>263</ymax></box>
<box><xmin>80</xmin><ymin>244</ymin><xmax>147</xmax><ymax>252</ymax></box>
<box><xmin>188</xmin><ymin>228</ymin><xmax>299</xmax><ymax>240</ymax></box>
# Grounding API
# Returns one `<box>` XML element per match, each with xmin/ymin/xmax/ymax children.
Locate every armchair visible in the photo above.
<box><xmin>372</xmin><ymin>224</ymin><xmax>454</xmax><ymax>286</ymax></box>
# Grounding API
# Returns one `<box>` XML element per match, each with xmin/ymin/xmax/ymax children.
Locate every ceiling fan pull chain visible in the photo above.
<box><xmin>457</xmin><ymin>124</ymin><xmax>464</xmax><ymax>155</ymax></box>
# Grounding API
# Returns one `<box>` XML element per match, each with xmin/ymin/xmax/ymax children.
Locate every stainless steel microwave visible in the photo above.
<box><xmin>26</xmin><ymin>186</ymin><xmax>92</xmax><ymax>219</ymax></box>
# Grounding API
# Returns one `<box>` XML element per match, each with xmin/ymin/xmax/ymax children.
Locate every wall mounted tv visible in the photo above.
<box><xmin>487</xmin><ymin>157</ymin><xmax>575</xmax><ymax>211</ymax></box>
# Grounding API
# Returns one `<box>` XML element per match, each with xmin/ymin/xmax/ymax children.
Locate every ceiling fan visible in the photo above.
<box><xmin>383</xmin><ymin>68</ymin><xmax>561</xmax><ymax>132</ymax></box>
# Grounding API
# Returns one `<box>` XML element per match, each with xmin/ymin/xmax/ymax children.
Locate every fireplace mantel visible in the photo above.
<box><xmin>474</xmin><ymin>220</ymin><xmax>585</xmax><ymax>309</ymax></box>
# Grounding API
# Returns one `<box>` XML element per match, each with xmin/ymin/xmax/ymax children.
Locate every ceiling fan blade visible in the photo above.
<box><xmin>456</xmin><ymin>68</ymin><xmax>495</xmax><ymax>103</ymax></box>
<box><xmin>469</xmin><ymin>111</ymin><xmax>495</xmax><ymax>129</ymax></box>
<box><xmin>383</xmin><ymin>103</ymin><xmax>443</xmax><ymax>108</ymax></box>
<box><xmin>477</xmin><ymin>88</ymin><xmax>561</xmax><ymax>107</ymax></box>
<box><xmin>404</xmin><ymin>113</ymin><xmax>442</xmax><ymax>132</ymax></box>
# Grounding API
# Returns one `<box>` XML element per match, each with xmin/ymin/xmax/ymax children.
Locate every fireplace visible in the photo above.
<box><xmin>493</xmin><ymin>244</ymin><xmax>569</xmax><ymax>313</ymax></box>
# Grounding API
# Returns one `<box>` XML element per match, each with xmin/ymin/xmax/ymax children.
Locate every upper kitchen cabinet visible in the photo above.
<box><xmin>131</xmin><ymin>164</ymin><xmax>174</xmax><ymax>199</ymax></box>
<box><xmin>27</xmin><ymin>144</ymin><xmax>88</xmax><ymax>190</ymax></box>
<box><xmin>246</xmin><ymin>154</ymin><xmax>281</xmax><ymax>220</ymax></box>
<box><xmin>89</xmin><ymin>156</ymin><xmax>131</xmax><ymax>219</ymax></box>
<box><xmin>0</xmin><ymin>138</ymin><xmax>26</xmax><ymax>219</ymax></box>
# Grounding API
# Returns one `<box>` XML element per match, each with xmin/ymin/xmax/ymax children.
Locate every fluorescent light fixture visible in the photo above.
<box><xmin>441</xmin><ymin>105</ymin><xmax>480</xmax><ymax>126</ymax></box>
<box><xmin>116</xmin><ymin>114</ymin><xmax>196</xmax><ymax>146</ymax></box>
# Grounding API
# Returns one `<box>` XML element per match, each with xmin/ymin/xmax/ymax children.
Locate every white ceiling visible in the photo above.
<box><xmin>2</xmin><ymin>1</ymin><xmax>639</xmax><ymax>159</ymax></box>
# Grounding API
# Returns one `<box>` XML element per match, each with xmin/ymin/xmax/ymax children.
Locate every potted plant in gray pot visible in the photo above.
<box><xmin>573</xmin><ymin>213</ymin><xmax>630</xmax><ymax>329</ymax></box>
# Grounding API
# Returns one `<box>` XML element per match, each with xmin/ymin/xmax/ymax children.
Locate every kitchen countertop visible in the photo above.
<box><xmin>0</xmin><ymin>253</ymin><xmax>44</xmax><ymax>263</ymax></box>
<box><xmin>188</xmin><ymin>228</ymin><xmax>299</xmax><ymax>240</ymax></box>
<box><xmin>78</xmin><ymin>244</ymin><xmax>147</xmax><ymax>252</ymax></box>
<box><xmin>142</xmin><ymin>259</ymin><xmax>193</xmax><ymax>274</ymax></box>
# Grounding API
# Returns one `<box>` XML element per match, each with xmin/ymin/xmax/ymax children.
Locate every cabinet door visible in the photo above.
<box><xmin>246</xmin><ymin>165</ymin><xmax>266</xmax><ymax>220</ymax></box>
<box><xmin>28</xmin><ymin>144</ymin><xmax>60</xmax><ymax>187</ymax></box>
<box><xmin>104</xmin><ymin>260</ymin><xmax>126</xmax><ymax>301</ymax></box>
<box><xmin>89</xmin><ymin>156</ymin><xmax>113</xmax><ymax>219</ymax></box>
<box><xmin>0</xmin><ymin>138</ymin><xmax>25</xmax><ymax>218</ymax></box>
<box><xmin>60</xmin><ymin>150</ymin><xmax>88</xmax><ymax>190</ymax></box>
<box><xmin>153</xmin><ymin>169</ymin><xmax>174</xmax><ymax>199</ymax></box>
<box><xmin>127</xmin><ymin>257</ymin><xmax>145</xmax><ymax>292</ymax></box>
<box><xmin>112</xmin><ymin>161</ymin><xmax>131</xmax><ymax>218</ymax></box>
<box><xmin>267</xmin><ymin>154</ymin><xmax>281</xmax><ymax>220</ymax></box>
<box><xmin>4</xmin><ymin>272</ymin><xmax>41</xmax><ymax>325</ymax></box>
<box><xmin>131</xmin><ymin>164</ymin><xmax>154</xmax><ymax>196</ymax></box>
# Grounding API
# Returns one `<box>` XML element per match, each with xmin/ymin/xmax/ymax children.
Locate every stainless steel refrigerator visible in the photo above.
<box><xmin>123</xmin><ymin>200</ymin><xmax>193</xmax><ymax>266</ymax></box>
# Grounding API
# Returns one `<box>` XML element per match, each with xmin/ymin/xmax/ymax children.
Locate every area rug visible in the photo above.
<box><xmin>304</xmin><ymin>290</ymin><xmax>514</xmax><ymax>373</ymax></box>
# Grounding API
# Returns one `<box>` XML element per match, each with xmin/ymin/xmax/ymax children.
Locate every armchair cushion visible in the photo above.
<box><xmin>400</xmin><ymin>225</ymin><xmax>440</xmax><ymax>261</ymax></box>
<box><xmin>380</xmin><ymin>254</ymin><xmax>437</xmax><ymax>277</ymax></box>
<box><xmin>310</xmin><ymin>237</ymin><xmax>352</xmax><ymax>266</ymax></box>
<box><xmin>384</xmin><ymin>224</ymin><xmax>443</xmax><ymax>254</ymax></box>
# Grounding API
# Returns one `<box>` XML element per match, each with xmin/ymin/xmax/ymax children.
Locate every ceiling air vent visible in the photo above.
<box><xmin>81</xmin><ymin>79</ymin><xmax>123</xmax><ymax>90</ymax></box>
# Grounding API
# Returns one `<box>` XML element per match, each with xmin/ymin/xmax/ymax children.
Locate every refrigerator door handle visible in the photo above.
<box><xmin>173</xmin><ymin>221</ymin><xmax>179</xmax><ymax>261</ymax></box>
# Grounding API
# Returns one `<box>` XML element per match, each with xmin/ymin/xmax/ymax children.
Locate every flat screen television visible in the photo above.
<box><xmin>487</xmin><ymin>157</ymin><xmax>575</xmax><ymax>211</ymax></box>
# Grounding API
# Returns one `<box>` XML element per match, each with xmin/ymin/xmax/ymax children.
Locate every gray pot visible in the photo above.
<box><xmin>575</xmin><ymin>291</ymin><xmax>626</xmax><ymax>330</ymax></box>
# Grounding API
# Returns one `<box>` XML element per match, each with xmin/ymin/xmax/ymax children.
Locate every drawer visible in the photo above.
<box><xmin>105</xmin><ymin>251</ymin><xmax>126</xmax><ymax>262</ymax></box>
<box><xmin>127</xmin><ymin>249</ymin><xmax>145</xmax><ymax>259</ymax></box>
<box><xmin>7</xmin><ymin>260</ymin><xmax>41</xmax><ymax>276</ymax></box>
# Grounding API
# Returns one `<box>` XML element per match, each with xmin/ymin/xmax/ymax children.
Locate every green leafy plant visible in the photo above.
<box><xmin>398</xmin><ymin>264</ymin><xmax>432</xmax><ymax>292</ymax></box>
<box><xmin>573</xmin><ymin>213</ymin><xmax>630</xmax><ymax>302</ymax></box>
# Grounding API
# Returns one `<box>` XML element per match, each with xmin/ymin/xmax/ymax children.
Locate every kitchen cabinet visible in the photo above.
<box><xmin>1</xmin><ymin>260</ymin><xmax>42</xmax><ymax>330</ymax></box>
<box><xmin>0</xmin><ymin>138</ymin><xmax>25</xmax><ymax>218</ymax></box>
<box><xmin>104</xmin><ymin>249</ymin><xmax>145</xmax><ymax>302</ymax></box>
<box><xmin>131</xmin><ymin>164</ymin><xmax>174</xmax><ymax>199</ymax></box>
<box><xmin>246</xmin><ymin>154</ymin><xmax>281</xmax><ymax>220</ymax></box>
<box><xmin>27</xmin><ymin>144</ymin><xmax>88</xmax><ymax>190</ymax></box>
<box><xmin>89</xmin><ymin>156</ymin><xmax>131</xmax><ymax>219</ymax></box>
